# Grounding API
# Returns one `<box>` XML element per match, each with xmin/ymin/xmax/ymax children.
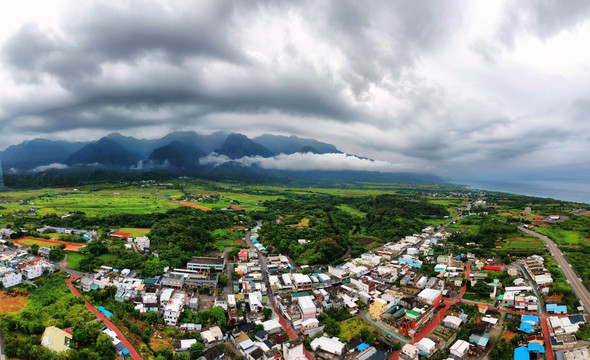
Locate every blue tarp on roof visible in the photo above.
<box><xmin>98</xmin><ymin>306</ymin><xmax>113</xmax><ymax>318</ymax></box>
<box><xmin>514</xmin><ymin>346</ymin><xmax>530</xmax><ymax>360</ymax></box>
<box><xmin>518</xmin><ymin>322</ymin><xmax>534</xmax><ymax>334</ymax></box>
<box><xmin>527</xmin><ymin>343</ymin><xmax>545</xmax><ymax>354</ymax></box>
<box><xmin>521</xmin><ymin>315</ymin><xmax>539</xmax><ymax>324</ymax></box>
<box><xmin>357</xmin><ymin>343</ymin><xmax>370</xmax><ymax>351</ymax></box>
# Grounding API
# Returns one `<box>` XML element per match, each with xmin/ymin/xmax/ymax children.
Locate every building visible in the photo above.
<box><xmin>310</xmin><ymin>336</ymin><xmax>345</xmax><ymax>356</ymax></box>
<box><xmin>443</xmin><ymin>315</ymin><xmax>463</xmax><ymax>330</ymax></box>
<box><xmin>450</xmin><ymin>340</ymin><xmax>470</xmax><ymax>359</ymax></box>
<box><xmin>238</xmin><ymin>249</ymin><xmax>249</xmax><ymax>262</ymax></box>
<box><xmin>161</xmin><ymin>274</ymin><xmax>185</xmax><ymax>289</ymax></box>
<box><xmin>292</xmin><ymin>273</ymin><xmax>312</xmax><ymax>291</ymax></box>
<box><xmin>401</xmin><ymin>344</ymin><xmax>419</xmax><ymax>360</ymax></box>
<box><xmin>0</xmin><ymin>271</ymin><xmax>22</xmax><ymax>288</ymax></box>
<box><xmin>163</xmin><ymin>292</ymin><xmax>185</xmax><ymax>326</ymax></box>
<box><xmin>187</xmin><ymin>256</ymin><xmax>226</xmax><ymax>272</ymax></box>
<box><xmin>21</xmin><ymin>264</ymin><xmax>43</xmax><ymax>280</ymax></box>
<box><xmin>41</xmin><ymin>326</ymin><xmax>72</xmax><ymax>353</ymax></box>
<box><xmin>135</xmin><ymin>236</ymin><xmax>150</xmax><ymax>250</ymax></box>
<box><xmin>38</xmin><ymin>247</ymin><xmax>52</xmax><ymax>258</ymax></box>
<box><xmin>200</xmin><ymin>326</ymin><xmax>223</xmax><ymax>344</ymax></box>
<box><xmin>297</xmin><ymin>296</ymin><xmax>317</xmax><ymax>321</ymax></box>
<box><xmin>417</xmin><ymin>288</ymin><xmax>442</xmax><ymax>307</ymax></box>
<box><xmin>415</xmin><ymin>338</ymin><xmax>436</xmax><ymax>356</ymax></box>
<box><xmin>369</xmin><ymin>298</ymin><xmax>388</xmax><ymax>319</ymax></box>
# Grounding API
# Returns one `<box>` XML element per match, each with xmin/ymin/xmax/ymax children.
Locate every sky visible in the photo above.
<box><xmin>1</xmin><ymin>0</ymin><xmax>590</xmax><ymax>181</ymax></box>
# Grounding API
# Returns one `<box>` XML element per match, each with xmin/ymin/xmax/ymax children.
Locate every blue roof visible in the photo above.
<box><xmin>527</xmin><ymin>343</ymin><xmax>545</xmax><ymax>354</ymax></box>
<box><xmin>521</xmin><ymin>315</ymin><xmax>539</xmax><ymax>324</ymax></box>
<box><xmin>518</xmin><ymin>322</ymin><xmax>534</xmax><ymax>334</ymax></box>
<box><xmin>557</xmin><ymin>305</ymin><xmax>567</xmax><ymax>313</ymax></box>
<box><xmin>122</xmin><ymin>348</ymin><xmax>130</xmax><ymax>356</ymax></box>
<box><xmin>569</xmin><ymin>315</ymin><xmax>585</xmax><ymax>324</ymax></box>
<box><xmin>357</xmin><ymin>343</ymin><xmax>370</xmax><ymax>351</ymax></box>
<box><xmin>98</xmin><ymin>306</ymin><xmax>113</xmax><ymax>318</ymax></box>
<box><xmin>546</xmin><ymin>304</ymin><xmax>557</xmax><ymax>312</ymax></box>
<box><xmin>514</xmin><ymin>346</ymin><xmax>530</xmax><ymax>360</ymax></box>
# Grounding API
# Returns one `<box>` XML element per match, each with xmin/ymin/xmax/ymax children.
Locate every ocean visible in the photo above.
<box><xmin>456</xmin><ymin>180</ymin><xmax>590</xmax><ymax>205</ymax></box>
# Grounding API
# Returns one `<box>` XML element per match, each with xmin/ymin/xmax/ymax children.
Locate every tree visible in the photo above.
<box><xmin>189</xmin><ymin>342</ymin><xmax>205</xmax><ymax>359</ymax></box>
<box><xmin>31</xmin><ymin>244</ymin><xmax>39</xmax><ymax>255</ymax></box>
<box><xmin>218</xmin><ymin>274</ymin><xmax>228</xmax><ymax>287</ymax></box>
<box><xmin>472</xmin><ymin>280</ymin><xmax>491</xmax><ymax>298</ymax></box>
<box><xmin>262</xmin><ymin>308</ymin><xmax>273</xmax><ymax>321</ymax></box>
<box><xmin>174</xmin><ymin>353</ymin><xmax>189</xmax><ymax>360</ymax></box>
<box><xmin>96</xmin><ymin>333</ymin><xmax>115</xmax><ymax>360</ymax></box>
<box><xmin>129</xmin><ymin>324</ymin><xmax>139</xmax><ymax>334</ymax></box>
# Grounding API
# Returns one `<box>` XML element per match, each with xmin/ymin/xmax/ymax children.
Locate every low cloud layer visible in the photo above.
<box><xmin>200</xmin><ymin>152</ymin><xmax>435</xmax><ymax>174</ymax></box>
<box><xmin>1</xmin><ymin>1</ymin><xmax>590</xmax><ymax>180</ymax></box>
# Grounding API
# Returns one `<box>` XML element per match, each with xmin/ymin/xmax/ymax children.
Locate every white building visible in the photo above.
<box><xmin>297</xmin><ymin>296</ymin><xmax>317</xmax><ymax>321</ymax></box>
<box><xmin>21</xmin><ymin>264</ymin><xmax>43</xmax><ymax>280</ymax></box>
<box><xmin>292</xmin><ymin>273</ymin><xmax>312</xmax><ymax>291</ymax></box>
<box><xmin>443</xmin><ymin>315</ymin><xmax>463</xmax><ymax>330</ymax></box>
<box><xmin>450</xmin><ymin>340</ymin><xmax>470</xmax><ymax>359</ymax></box>
<box><xmin>0</xmin><ymin>271</ymin><xmax>22</xmax><ymax>288</ymax></box>
<box><xmin>135</xmin><ymin>236</ymin><xmax>150</xmax><ymax>250</ymax></box>
<box><xmin>310</xmin><ymin>336</ymin><xmax>345</xmax><ymax>356</ymax></box>
<box><xmin>163</xmin><ymin>292</ymin><xmax>185</xmax><ymax>326</ymax></box>
<box><xmin>416</xmin><ymin>338</ymin><xmax>436</xmax><ymax>356</ymax></box>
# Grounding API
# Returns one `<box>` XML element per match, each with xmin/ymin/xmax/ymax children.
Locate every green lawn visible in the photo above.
<box><xmin>66</xmin><ymin>251</ymin><xmax>86</xmax><ymax>270</ymax></box>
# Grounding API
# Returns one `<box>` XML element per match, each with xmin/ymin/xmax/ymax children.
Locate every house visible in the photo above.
<box><xmin>310</xmin><ymin>336</ymin><xmax>345</xmax><ymax>356</ymax></box>
<box><xmin>201</xmin><ymin>326</ymin><xmax>223</xmax><ymax>344</ymax></box>
<box><xmin>199</xmin><ymin>345</ymin><xmax>226</xmax><ymax>360</ymax></box>
<box><xmin>81</xmin><ymin>277</ymin><xmax>94</xmax><ymax>292</ymax></box>
<box><xmin>282</xmin><ymin>342</ymin><xmax>306</xmax><ymax>360</ymax></box>
<box><xmin>417</xmin><ymin>288</ymin><xmax>442</xmax><ymax>307</ymax></box>
<box><xmin>41</xmin><ymin>326</ymin><xmax>72</xmax><ymax>353</ymax></box>
<box><xmin>21</xmin><ymin>264</ymin><xmax>42</xmax><ymax>279</ymax></box>
<box><xmin>161</xmin><ymin>274</ymin><xmax>185</xmax><ymax>289</ymax></box>
<box><xmin>175</xmin><ymin>339</ymin><xmax>198</xmax><ymax>351</ymax></box>
<box><xmin>255</xmin><ymin>330</ymin><xmax>269</xmax><ymax>342</ymax></box>
<box><xmin>262</xmin><ymin>320</ymin><xmax>282</xmax><ymax>335</ymax></box>
<box><xmin>415</xmin><ymin>338</ymin><xmax>436</xmax><ymax>356</ymax></box>
<box><xmin>450</xmin><ymin>339</ymin><xmax>470</xmax><ymax>359</ymax></box>
<box><xmin>38</xmin><ymin>247</ymin><xmax>52</xmax><ymax>258</ymax></box>
<box><xmin>0</xmin><ymin>269</ymin><xmax>22</xmax><ymax>288</ymax></box>
<box><xmin>135</xmin><ymin>236</ymin><xmax>150</xmax><ymax>250</ymax></box>
<box><xmin>300</xmin><ymin>318</ymin><xmax>323</xmax><ymax>337</ymax></box>
<box><xmin>187</xmin><ymin>256</ymin><xmax>226</xmax><ymax>272</ymax></box>
<box><xmin>163</xmin><ymin>292</ymin><xmax>185</xmax><ymax>326</ymax></box>
<box><xmin>514</xmin><ymin>346</ymin><xmax>529</xmax><ymax>360</ymax></box>
<box><xmin>292</xmin><ymin>273</ymin><xmax>312</xmax><ymax>291</ymax></box>
<box><xmin>443</xmin><ymin>315</ymin><xmax>462</xmax><ymax>330</ymax></box>
<box><xmin>238</xmin><ymin>249</ymin><xmax>249</xmax><ymax>262</ymax></box>
<box><xmin>369</xmin><ymin>298</ymin><xmax>388</xmax><ymax>319</ymax></box>
<box><xmin>297</xmin><ymin>296</ymin><xmax>316</xmax><ymax>321</ymax></box>
<box><xmin>400</xmin><ymin>344</ymin><xmax>419</xmax><ymax>360</ymax></box>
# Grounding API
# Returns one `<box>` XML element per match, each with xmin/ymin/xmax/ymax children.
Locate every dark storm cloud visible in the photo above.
<box><xmin>0</xmin><ymin>0</ymin><xmax>589</xmax><ymax>180</ymax></box>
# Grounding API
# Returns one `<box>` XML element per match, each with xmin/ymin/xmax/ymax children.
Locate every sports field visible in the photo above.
<box><xmin>14</xmin><ymin>237</ymin><xmax>84</xmax><ymax>251</ymax></box>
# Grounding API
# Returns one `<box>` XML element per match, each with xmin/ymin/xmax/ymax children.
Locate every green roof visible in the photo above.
<box><xmin>292</xmin><ymin>291</ymin><xmax>311</xmax><ymax>298</ymax></box>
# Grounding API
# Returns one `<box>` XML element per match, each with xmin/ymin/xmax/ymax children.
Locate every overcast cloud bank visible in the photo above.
<box><xmin>1</xmin><ymin>0</ymin><xmax>590</xmax><ymax>180</ymax></box>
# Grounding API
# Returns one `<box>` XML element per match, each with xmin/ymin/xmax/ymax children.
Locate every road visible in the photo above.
<box><xmin>520</xmin><ymin>226</ymin><xmax>590</xmax><ymax>315</ymax></box>
<box><xmin>65</xmin><ymin>276</ymin><xmax>143</xmax><ymax>360</ymax></box>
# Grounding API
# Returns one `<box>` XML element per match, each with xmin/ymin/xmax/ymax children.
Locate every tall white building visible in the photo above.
<box><xmin>21</xmin><ymin>265</ymin><xmax>43</xmax><ymax>280</ymax></box>
<box><xmin>163</xmin><ymin>292</ymin><xmax>185</xmax><ymax>326</ymax></box>
<box><xmin>0</xmin><ymin>271</ymin><xmax>22</xmax><ymax>288</ymax></box>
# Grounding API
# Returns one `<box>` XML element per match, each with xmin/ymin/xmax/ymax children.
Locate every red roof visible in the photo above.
<box><xmin>63</xmin><ymin>329</ymin><xmax>73</xmax><ymax>335</ymax></box>
<box><xmin>483</xmin><ymin>266</ymin><xmax>502</xmax><ymax>271</ymax></box>
<box><xmin>112</xmin><ymin>232</ymin><xmax>131</xmax><ymax>237</ymax></box>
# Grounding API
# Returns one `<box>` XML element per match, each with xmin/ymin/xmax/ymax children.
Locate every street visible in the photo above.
<box><xmin>520</xmin><ymin>226</ymin><xmax>590</xmax><ymax>315</ymax></box>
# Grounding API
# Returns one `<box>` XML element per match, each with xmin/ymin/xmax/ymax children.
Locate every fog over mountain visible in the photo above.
<box><xmin>1</xmin><ymin>1</ymin><xmax>590</xmax><ymax>181</ymax></box>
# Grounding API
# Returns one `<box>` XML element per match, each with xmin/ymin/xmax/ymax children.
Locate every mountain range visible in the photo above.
<box><xmin>0</xmin><ymin>131</ymin><xmax>442</xmax><ymax>186</ymax></box>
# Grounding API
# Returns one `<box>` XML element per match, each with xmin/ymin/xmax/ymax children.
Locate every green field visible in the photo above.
<box><xmin>338</xmin><ymin>318</ymin><xmax>376</xmax><ymax>342</ymax></box>
<box><xmin>118</xmin><ymin>227</ymin><xmax>151</xmax><ymax>237</ymax></box>
<box><xmin>66</xmin><ymin>252</ymin><xmax>117</xmax><ymax>271</ymax></box>
<box><xmin>337</xmin><ymin>204</ymin><xmax>366</xmax><ymax>218</ymax></box>
<box><xmin>502</xmin><ymin>236</ymin><xmax>544</xmax><ymax>249</ymax></box>
<box><xmin>536</xmin><ymin>226</ymin><xmax>585</xmax><ymax>246</ymax></box>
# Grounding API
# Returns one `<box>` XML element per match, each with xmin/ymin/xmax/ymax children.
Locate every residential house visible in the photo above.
<box><xmin>41</xmin><ymin>326</ymin><xmax>72</xmax><ymax>353</ymax></box>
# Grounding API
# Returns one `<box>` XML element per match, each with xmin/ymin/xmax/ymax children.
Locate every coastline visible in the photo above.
<box><xmin>455</xmin><ymin>179</ymin><xmax>590</xmax><ymax>205</ymax></box>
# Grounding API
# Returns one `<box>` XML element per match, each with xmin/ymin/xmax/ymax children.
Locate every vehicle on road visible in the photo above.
<box><xmin>66</xmin><ymin>274</ymin><xmax>71</xmax><ymax>279</ymax></box>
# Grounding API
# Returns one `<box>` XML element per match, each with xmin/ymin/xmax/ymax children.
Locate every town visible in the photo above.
<box><xmin>2</xmin><ymin>206</ymin><xmax>589</xmax><ymax>360</ymax></box>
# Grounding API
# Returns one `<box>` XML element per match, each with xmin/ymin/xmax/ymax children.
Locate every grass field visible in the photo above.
<box><xmin>339</xmin><ymin>318</ymin><xmax>376</xmax><ymax>342</ymax></box>
<box><xmin>536</xmin><ymin>226</ymin><xmax>585</xmax><ymax>246</ymax></box>
<box><xmin>118</xmin><ymin>228</ymin><xmax>151</xmax><ymax>237</ymax></box>
<box><xmin>337</xmin><ymin>204</ymin><xmax>366</xmax><ymax>218</ymax></box>
<box><xmin>503</xmin><ymin>236</ymin><xmax>544</xmax><ymax>249</ymax></box>
<box><xmin>66</xmin><ymin>251</ymin><xmax>117</xmax><ymax>270</ymax></box>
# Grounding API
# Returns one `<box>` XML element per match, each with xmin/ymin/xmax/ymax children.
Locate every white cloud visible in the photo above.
<box><xmin>200</xmin><ymin>152</ymin><xmax>439</xmax><ymax>174</ymax></box>
<box><xmin>31</xmin><ymin>163</ymin><xmax>68</xmax><ymax>172</ymax></box>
